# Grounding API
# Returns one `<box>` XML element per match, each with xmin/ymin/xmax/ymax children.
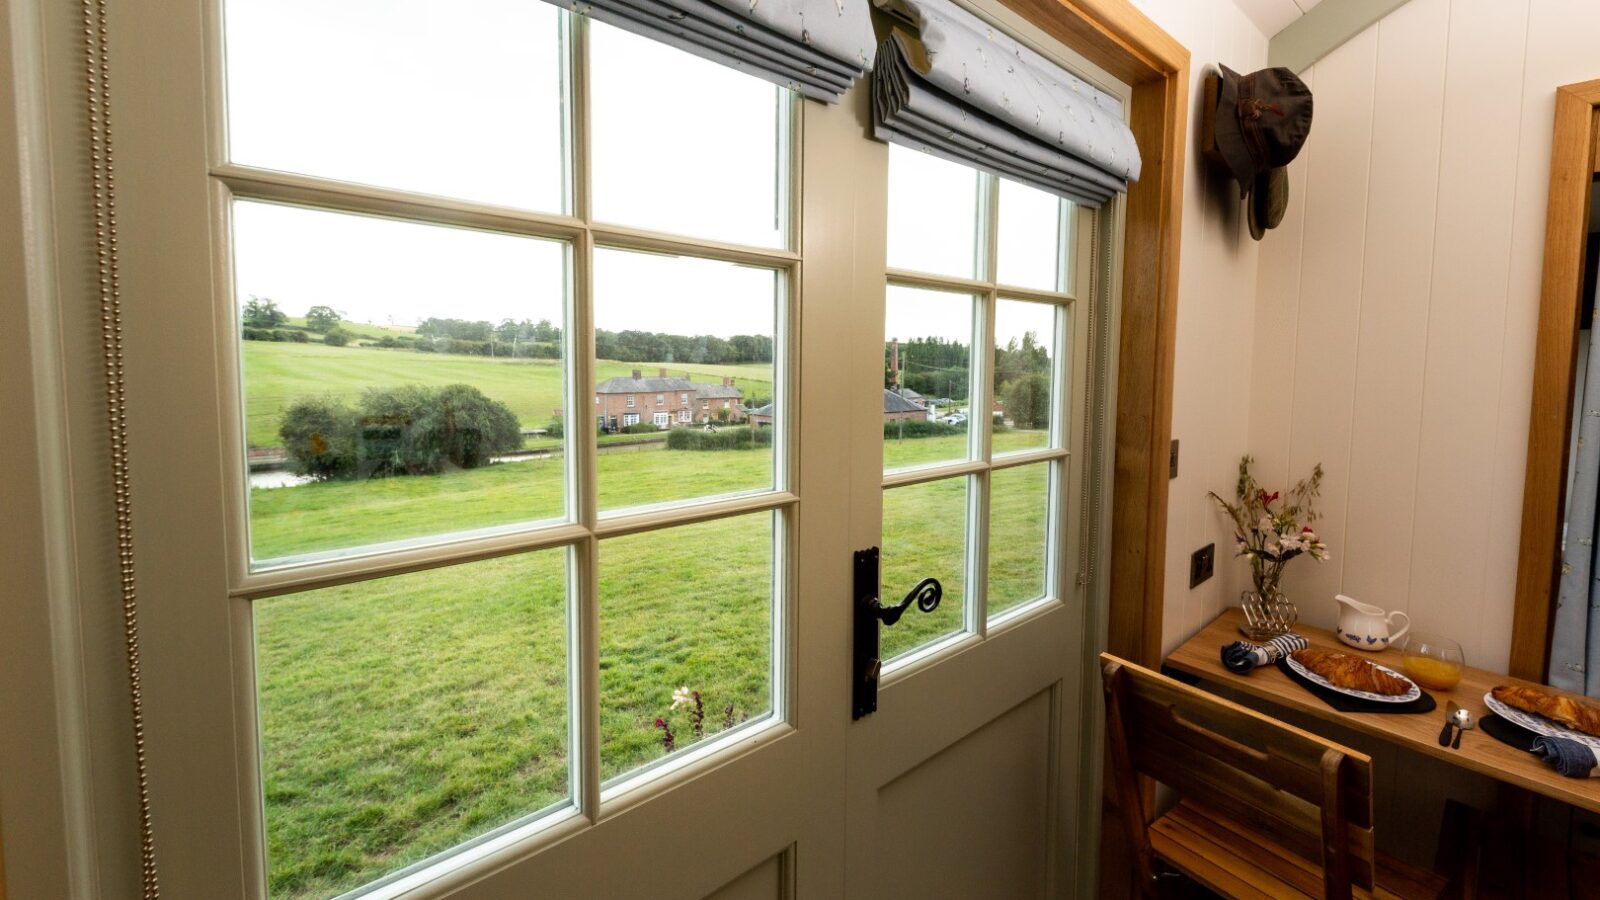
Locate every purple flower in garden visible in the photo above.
<box><xmin>691</xmin><ymin>691</ymin><xmax>706</xmax><ymax>739</ymax></box>
<box><xmin>654</xmin><ymin>717</ymin><xmax>676</xmax><ymax>752</ymax></box>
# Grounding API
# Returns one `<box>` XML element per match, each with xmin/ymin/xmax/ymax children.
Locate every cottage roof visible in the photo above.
<box><xmin>742</xmin><ymin>403</ymin><xmax>774</xmax><ymax>417</ymax></box>
<box><xmin>696</xmin><ymin>383</ymin><xmax>743</xmax><ymax>400</ymax></box>
<box><xmin>883</xmin><ymin>389</ymin><xmax>926</xmax><ymax>414</ymax></box>
<box><xmin>595</xmin><ymin>375</ymin><xmax>697</xmax><ymax>394</ymax></box>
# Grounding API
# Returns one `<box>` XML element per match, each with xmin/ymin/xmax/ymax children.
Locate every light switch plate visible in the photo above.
<box><xmin>1190</xmin><ymin>543</ymin><xmax>1214</xmax><ymax>589</ymax></box>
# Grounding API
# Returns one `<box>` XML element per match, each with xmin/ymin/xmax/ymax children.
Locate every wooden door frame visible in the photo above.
<box><xmin>1510</xmin><ymin>79</ymin><xmax>1600</xmax><ymax>682</ymax></box>
<box><xmin>997</xmin><ymin>0</ymin><xmax>1189</xmax><ymax>669</ymax></box>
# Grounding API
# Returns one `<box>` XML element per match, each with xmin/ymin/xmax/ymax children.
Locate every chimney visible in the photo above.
<box><xmin>890</xmin><ymin>338</ymin><xmax>901</xmax><ymax>388</ymax></box>
<box><xmin>659</xmin><ymin>367</ymin><xmax>668</xmax><ymax>377</ymax></box>
<box><xmin>631</xmin><ymin>368</ymin><xmax>642</xmax><ymax>379</ymax></box>
<box><xmin>723</xmin><ymin>376</ymin><xmax>733</xmax><ymax>387</ymax></box>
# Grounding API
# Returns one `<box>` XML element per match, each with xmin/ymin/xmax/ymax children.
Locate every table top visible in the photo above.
<box><xmin>1164</xmin><ymin>608</ymin><xmax>1600</xmax><ymax>814</ymax></box>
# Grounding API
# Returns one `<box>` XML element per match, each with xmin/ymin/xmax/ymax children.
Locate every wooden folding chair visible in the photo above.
<box><xmin>1100</xmin><ymin>653</ymin><xmax>1447</xmax><ymax>900</ymax></box>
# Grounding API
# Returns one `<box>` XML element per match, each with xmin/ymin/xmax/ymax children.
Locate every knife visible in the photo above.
<box><xmin>1439</xmin><ymin>701</ymin><xmax>1460</xmax><ymax>747</ymax></box>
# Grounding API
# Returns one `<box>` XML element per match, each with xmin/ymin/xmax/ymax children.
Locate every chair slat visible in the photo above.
<box><xmin>1121</xmin><ymin>675</ymin><xmax>1373</xmax><ymax>826</ymax></box>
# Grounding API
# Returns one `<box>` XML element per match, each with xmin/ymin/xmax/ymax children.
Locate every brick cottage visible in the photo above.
<box><xmin>595</xmin><ymin>368</ymin><xmax>746</xmax><ymax>431</ymax></box>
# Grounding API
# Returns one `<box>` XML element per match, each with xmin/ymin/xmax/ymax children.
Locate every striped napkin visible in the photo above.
<box><xmin>1221</xmin><ymin>633</ymin><xmax>1310</xmax><ymax>674</ymax></box>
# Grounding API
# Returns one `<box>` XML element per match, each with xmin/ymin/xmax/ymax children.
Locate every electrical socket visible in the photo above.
<box><xmin>1189</xmin><ymin>543</ymin><xmax>1215</xmax><ymax>589</ymax></box>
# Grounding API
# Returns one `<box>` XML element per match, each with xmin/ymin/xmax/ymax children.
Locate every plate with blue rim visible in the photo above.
<box><xmin>1284</xmin><ymin>654</ymin><xmax>1421</xmax><ymax>704</ymax></box>
<box><xmin>1483</xmin><ymin>691</ymin><xmax>1600</xmax><ymax>751</ymax></box>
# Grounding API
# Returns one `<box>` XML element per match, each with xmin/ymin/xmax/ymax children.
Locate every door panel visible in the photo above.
<box><xmin>704</xmin><ymin>852</ymin><xmax>788</xmax><ymax>900</ymax></box>
<box><xmin>872</xmin><ymin>690</ymin><xmax>1054</xmax><ymax>900</ymax></box>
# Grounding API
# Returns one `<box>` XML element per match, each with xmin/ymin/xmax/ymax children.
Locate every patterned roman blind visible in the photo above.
<box><xmin>871</xmin><ymin>0</ymin><xmax>1140</xmax><ymax>205</ymax></box>
<box><xmin>556</xmin><ymin>0</ymin><xmax>877</xmax><ymax>102</ymax></box>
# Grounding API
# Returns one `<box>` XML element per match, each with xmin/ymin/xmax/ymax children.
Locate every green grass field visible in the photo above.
<box><xmin>241</xmin><ymin>340</ymin><xmax>774</xmax><ymax>448</ymax></box>
<box><xmin>245</xmin><ymin>337</ymin><xmax>1046</xmax><ymax>898</ymax></box>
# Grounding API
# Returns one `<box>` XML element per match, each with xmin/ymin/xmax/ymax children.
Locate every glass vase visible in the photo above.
<box><xmin>1239</xmin><ymin>585</ymin><xmax>1297</xmax><ymax>641</ymax></box>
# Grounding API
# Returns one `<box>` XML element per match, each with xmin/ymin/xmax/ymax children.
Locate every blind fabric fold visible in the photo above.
<box><xmin>558</xmin><ymin>0</ymin><xmax>876</xmax><ymax>102</ymax></box>
<box><xmin>871</xmin><ymin>0</ymin><xmax>1140</xmax><ymax>206</ymax></box>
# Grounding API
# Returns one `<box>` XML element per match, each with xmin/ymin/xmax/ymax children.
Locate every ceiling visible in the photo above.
<box><xmin>1232</xmin><ymin>0</ymin><xmax>1323</xmax><ymax>38</ymax></box>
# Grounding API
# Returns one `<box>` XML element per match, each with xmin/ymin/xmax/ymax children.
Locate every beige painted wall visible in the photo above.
<box><xmin>1125</xmin><ymin>0</ymin><xmax>1272</xmax><ymax>657</ymax></box>
<box><xmin>1243</xmin><ymin>0</ymin><xmax>1600</xmax><ymax>675</ymax></box>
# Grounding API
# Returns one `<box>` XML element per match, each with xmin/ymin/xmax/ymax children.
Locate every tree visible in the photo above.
<box><xmin>305</xmin><ymin>305</ymin><xmax>342</xmax><ymax>333</ymax></box>
<box><xmin>1003</xmin><ymin>373</ymin><xmax>1050</xmax><ymax>431</ymax></box>
<box><xmin>322</xmin><ymin>326</ymin><xmax>351</xmax><ymax>347</ymax></box>
<box><xmin>243</xmin><ymin>296</ymin><xmax>286</xmax><ymax>328</ymax></box>
<box><xmin>279</xmin><ymin>396</ymin><xmax>359</xmax><ymax>480</ymax></box>
<box><xmin>356</xmin><ymin>384</ymin><xmax>521</xmax><ymax>475</ymax></box>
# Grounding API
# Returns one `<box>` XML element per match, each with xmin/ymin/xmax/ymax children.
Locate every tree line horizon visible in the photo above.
<box><xmin>242</xmin><ymin>296</ymin><xmax>777</xmax><ymax>366</ymax></box>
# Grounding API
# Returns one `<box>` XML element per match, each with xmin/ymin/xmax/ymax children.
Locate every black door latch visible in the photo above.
<box><xmin>853</xmin><ymin>547</ymin><xmax>942</xmax><ymax>720</ymax></box>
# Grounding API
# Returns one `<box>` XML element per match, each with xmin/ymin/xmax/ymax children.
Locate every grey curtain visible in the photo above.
<box><xmin>1553</xmin><ymin>309</ymin><xmax>1600</xmax><ymax>696</ymax></box>
<box><xmin>870</xmin><ymin>0</ymin><xmax>1140</xmax><ymax>206</ymax></box>
<box><xmin>556</xmin><ymin>0</ymin><xmax>876</xmax><ymax>102</ymax></box>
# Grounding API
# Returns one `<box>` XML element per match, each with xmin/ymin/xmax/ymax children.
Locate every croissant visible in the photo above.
<box><xmin>1492</xmin><ymin>685</ymin><xmax>1600</xmax><ymax>738</ymax></box>
<box><xmin>1291</xmin><ymin>648</ymin><xmax>1411</xmax><ymax>696</ymax></box>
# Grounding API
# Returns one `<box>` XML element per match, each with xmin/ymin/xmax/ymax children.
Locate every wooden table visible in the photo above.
<box><xmin>1164</xmin><ymin>608</ymin><xmax>1600</xmax><ymax>815</ymax></box>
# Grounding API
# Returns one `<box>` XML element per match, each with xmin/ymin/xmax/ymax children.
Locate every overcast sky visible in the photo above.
<box><xmin>225</xmin><ymin>0</ymin><xmax>1060</xmax><ymax>345</ymax></box>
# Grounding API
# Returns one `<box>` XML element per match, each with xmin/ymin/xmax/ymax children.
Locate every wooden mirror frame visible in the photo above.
<box><xmin>1510</xmin><ymin>79</ymin><xmax>1600</xmax><ymax>682</ymax></box>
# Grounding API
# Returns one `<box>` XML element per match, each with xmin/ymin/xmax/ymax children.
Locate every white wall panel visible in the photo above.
<box><xmin>1406</xmin><ymin>1</ymin><xmax>1529</xmax><ymax>668</ymax></box>
<box><xmin>1277</xmin><ymin>26</ymin><xmax>1378</xmax><ymax>631</ymax></box>
<box><xmin>1338</xmin><ymin>0</ymin><xmax>1448</xmax><ymax>617</ymax></box>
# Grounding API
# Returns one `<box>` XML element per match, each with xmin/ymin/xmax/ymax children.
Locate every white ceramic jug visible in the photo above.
<box><xmin>1334</xmin><ymin>594</ymin><xmax>1410</xmax><ymax>651</ymax></box>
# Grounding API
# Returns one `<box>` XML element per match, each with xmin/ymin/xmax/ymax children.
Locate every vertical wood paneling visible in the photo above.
<box><xmin>1210</xmin><ymin>9</ymin><xmax>1271</xmax><ymax>627</ymax></box>
<box><xmin>1406</xmin><ymin>1</ymin><xmax>1530</xmax><ymax>668</ymax></box>
<box><xmin>1249</xmin><ymin>71</ymin><xmax>1313</xmax><ymax>494</ymax></box>
<box><xmin>1279</xmin><ymin>28</ymin><xmax>1379</xmax><ymax>632</ymax></box>
<box><xmin>1338</xmin><ymin>0</ymin><xmax>1449</xmax><ymax>612</ymax></box>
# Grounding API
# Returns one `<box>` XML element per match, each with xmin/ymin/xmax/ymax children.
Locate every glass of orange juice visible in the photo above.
<box><xmin>1400</xmin><ymin>633</ymin><xmax>1464</xmax><ymax>690</ymax></box>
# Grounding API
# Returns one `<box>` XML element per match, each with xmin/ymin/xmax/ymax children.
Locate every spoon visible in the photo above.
<box><xmin>1451</xmin><ymin>706</ymin><xmax>1476</xmax><ymax>749</ymax></box>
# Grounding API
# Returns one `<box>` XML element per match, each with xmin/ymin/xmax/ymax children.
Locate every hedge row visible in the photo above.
<box><xmin>666</xmin><ymin>426</ymin><xmax>773</xmax><ymax>451</ymax></box>
<box><xmin>883</xmin><ymin>419</ymin><xmax>964</xmax><ymax>439</ymax></box>
<box><xmin>243</xmin><ymin>327</ymin><xmax>312</xmax><ymax>343</ymax></box>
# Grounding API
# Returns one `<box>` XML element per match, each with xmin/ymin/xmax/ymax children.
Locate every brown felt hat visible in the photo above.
<box><xmin>1215</xmin><ymin>65</ymin><xmax>1311</xmax><ymax>240</ymax></box>
<box><xmin>1214</xmin><ymin>65</ymin><xmax>1313</xmax><ymax>197</ymax></box>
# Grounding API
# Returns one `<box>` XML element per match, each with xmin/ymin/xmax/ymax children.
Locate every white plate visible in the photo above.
<box><xmin>1285</xmin><ymin>655</ymin><xmax>1421</xmax><ymax>703</ymax></box>
<box><xmin>1483</xmin><ymin>692</ymin><xmax>1600</xmax><ymax>751</ymax></box>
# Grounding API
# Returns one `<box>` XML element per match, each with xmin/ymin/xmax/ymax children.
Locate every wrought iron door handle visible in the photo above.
<box><xmin>871</xmin><ymin>577</ymin><xmax>943</xmax><ymax>626</ymax></box>
<box><xmin>853</xmin><ymin>547</ymin><xmax>943</xmax><ymax>719</ymax></box>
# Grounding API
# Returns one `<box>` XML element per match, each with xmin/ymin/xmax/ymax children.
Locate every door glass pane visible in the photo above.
<box><xmin>884</xmin><ymin>286</ymin><xmax>974</xmax><ymax>471</ymax></box>
<box><xmin>995</xmin><ymin>179</ymin><xmax>1070</xmax><ymax>291</ymax></box>
<box><xmin>881</xmin><ymin>477</ymin><xmax>969</xmax><ymax>660</ymax></box>
<box><xmin>254</xmin><ymin>549</ymin><xmax>570</xmax><ymax>900</ymax></box>
<box><xmin>236</xmin><ymin>201</ymin><xmax>569</xmax><ymax>564</ymax></box>
<box><xmin>590</xmin><ymin>22</ymin><xmax>784</xmax><ymax>247</ymax></box>
<box><xmin>994</xmin><ymin>298</ymin><xmax>1059</xmax><ymax>454</ymax></box>
<box><xmin>224</xmin><ymin>0</ymin><xmax>566</xmax><ymax>212</ymax></box>
<box><xmin>598</xmin><ymin>512</ymin><xmax>775</xmax><ymax>783</ymax></box>
<box><xmin>988</xmin><ymin>463</ymin><xmax>1051</xmax><ymax>618</ymax></box>
<box><xmin>886</xmin><ymin>143</ymin><xmax>982</xmax><ymax>279</ymax></box>
<box><xmin>594</xmin><ymin>248</ymin><xmax>777</xmax><ymax>513</ymax></box>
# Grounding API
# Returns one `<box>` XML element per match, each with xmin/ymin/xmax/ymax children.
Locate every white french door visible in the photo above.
<box><xmin>825</xmin><ymin>22</ymin><xmax>1119</xmax><ymax>888</ymax></box>
<box><xmin>67</xmin><ymin>0</ymin><xmax>1120</xmax><ymax>896</ymax></box>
